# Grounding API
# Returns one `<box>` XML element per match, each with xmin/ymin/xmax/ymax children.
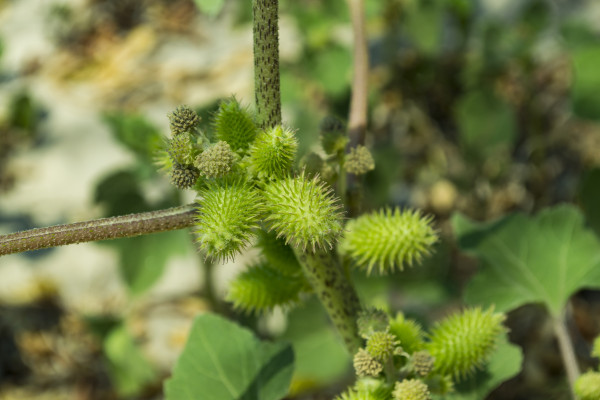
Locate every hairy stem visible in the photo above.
<box><xmin>253</xmin><ymin>0</ymin><xmax>282</xmax><ymax>129</ymax></box>
<box><xmin>293</xmin><ymin>247</ymin><xmax>362</xmax><ymax>354</ymax></box>
<box><xmin>551</xmin><ymin>313</ymin><xmax>580</xmax><ymax>397</ymax></box>
<box><xmin>0</xmin><ymin>205</ymin><xmax>196</xmax><ymax>257</ymax></box>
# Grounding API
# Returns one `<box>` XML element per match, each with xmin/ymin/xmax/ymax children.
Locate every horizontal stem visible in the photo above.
<box><xmin>0</xmin><ymin>205</ymin><xmax>197</xmax><ymax>257</ymax></box>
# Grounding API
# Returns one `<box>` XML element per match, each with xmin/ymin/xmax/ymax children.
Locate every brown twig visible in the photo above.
<box><xmin>346</xmin><ymin>0</ymin><xmax>369</xmax><ymax>147</ymax></box>
<box><xmin>0</xmin><ymin>205</ymin><xmax>196</xmax><ymax>257</ymax></box>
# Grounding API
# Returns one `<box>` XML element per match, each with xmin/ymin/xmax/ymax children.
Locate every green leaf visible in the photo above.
<box><xmin>103</xmin><ymin>112</ymin><xmax>163</xmax><ymax>163</ymax></box>
<box><xmin>194</xmin><ymin>0</ymin><xmax>226</xmax><ymax>16</ymax></box>
<box><xmin>452</xmin><ymin>205</ymin><xmax>600</xmax><ymax>316</ymax></box>
<box><xmin>455</xmin><ymin>90</ymin><xmax>516</xmax><ymax>160</ymax></box>
<box><xmin>164</xmin><ymin>313</ymin><xmax>294</xmax><ymax>400</ymax></box>
<box><xmin>281</xmin><ymin>299</ymin><xmax>350</xmax><ymax>391</ymax></box>
<box><xmin>572</xmin><ymin>46</ymin><xmax>600</xmax><ymax>121</ymax></box>
<box><xmin>403</xmin><ymin>0</ymin><xmax>444</xmax><ymax>55</ymax></box>
<box><xmin>104</xmin><ymin>325</ymin><xmax>157</xmax><ymax>396</ymax></box>
<box><xmin>436</xmin><ymin>335</ymin><xmax>522</xmax><ymax>400</ymax></box>
<box><xmin>113</xmin><ymin>229</ymin><xmax>192</xmax><ymax>296</ymax></box>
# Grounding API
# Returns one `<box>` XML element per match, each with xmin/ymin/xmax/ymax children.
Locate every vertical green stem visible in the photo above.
<box><xmin>293</xmin><ymin>247</ymin><xmax>362</xmax><ymax>354</ymax></box>
<box><xmin>253</xmin><ymin>0</ymin><xmax>282</xmax><ymax>129</ymax></box>
<box><xmin>552</xmin><ymin>313</ymin><xmax>580</xmax><ymax>398</ymax></box>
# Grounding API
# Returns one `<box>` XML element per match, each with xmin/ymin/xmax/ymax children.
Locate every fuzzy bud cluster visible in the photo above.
<box><xmin>410</xmin><ymin>350</ymin><xmax>435</xmax><ymax>377</ymax></box>
<box><xmin>195</xmin><ymin>141</ymin><xmax>235</xmax><ymax>178</ymax></box>
<box><xmin>345</xmin><ymin>145</ymin><xmax>375</xmax><ymax>175</ymax></box>
<box><xmin>170</xmin><ymin>164</ymin><xmax>200</xmax><ymax>189</ymax></box>
<box><xmin>168</xmin><ymin>105</ymin><xmax>200</xmax><ymax>135</ymax></box>
<box><xmin>392</xmin><ymin>379</ymin><xmax>431</xmax><ymax>400</ymax></box>
<box><xmin>365</xmin><ymin>330</ymin><xmax>400</xmax><ymax>363</ymax></box>
<box><xmin>353</xmin><ymin>348</ymin><xmax>383</xmax><ymax>377</ymax></box>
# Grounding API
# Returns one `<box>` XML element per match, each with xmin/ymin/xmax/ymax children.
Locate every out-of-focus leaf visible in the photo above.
<box><xmin>104</xmin><ymin>325</ymin><xmax>156</xmax><ymax>397</ymax></box>
<box><xmin>103</xmin><ymin>113</ymin><xmax>162</xmax><ymax>163</ymax></box>
<box><xmin>452</xmin><ymin>205</ymin><xmax>600</xmax><ymax>316</ymax></box>
<box><xmin>164</xmin><ymin>313</ymin><xmax>294</xmax><ymax>400</ymax></box>
<box><xmin>403</xmin><ymin>0</ymin><xmax>444</xmax><ymax>55</ymax></box>
<box><xmin>194</xmin><ymin>0</ymin><xmax>225</xmax><ymax>16</ymax></box>
<box><xmin>281</xmin><ymin>298</ymin><xmax>350</xmax><ymax>395</ymax></box>
<box><xmin>114</xmin><ymin>229</ymin><xmax>192</xmax><ymax>296</ymax></box>
<box><xmin>436</xmin><ymin>335</ymin><xmax>522</xmax><ymax>400</ymax></box>
<box><xmin>572</xmin><ymin>46</ymin><xmax>600</xmax><ymax>121</ymax></box>
<box><xmin>309</xmin><ymin>46</ymin><xmax>352</xmax><ymax>96</ymax></box>
<box><xmin>455</xmin><ymin>90</ymin><xmax>516</xmax><ymax>160</ymax></box>
<box><xmin>94</xmin><ymin>170</ymin><xmax>148</xmax><ymax>216</ymax></box>
<box><xmin>579</xmin><ymin>168</ymin><xmax>600</xmax><ymax>236</ymax></box>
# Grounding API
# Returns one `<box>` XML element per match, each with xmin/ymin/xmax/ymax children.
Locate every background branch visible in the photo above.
<box><xmin>0</xmin><ymin>205</ymin><xmax>196</xmax><ymax>257</ymax></box>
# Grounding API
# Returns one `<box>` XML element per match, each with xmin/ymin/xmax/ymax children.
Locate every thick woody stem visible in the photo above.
<box><xmin>293</xmin><ymin>247</ymin><xmax>362</xmax><ymax>354</ymax></box>
<box><xmin>0</xmin><ymin>205</ymin><xmax>196</xmax><ymax>257</ymax></box>
<box><xmin>253</xmin><ymin>0</ymin><xmax>282</xmax><ymax>129</ymax></box>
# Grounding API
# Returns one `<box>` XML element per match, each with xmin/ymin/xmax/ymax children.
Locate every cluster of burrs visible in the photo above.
<box><xmin>335</xmin><ymin>307</ymin><xmax>506</xmax><ymax>400</ymax></box>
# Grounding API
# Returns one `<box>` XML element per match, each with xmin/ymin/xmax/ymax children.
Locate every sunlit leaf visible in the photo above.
<box><xmin>452</xmin><ymin>205</ymin><xmax>600</xmax><ymax>316</ymax></box>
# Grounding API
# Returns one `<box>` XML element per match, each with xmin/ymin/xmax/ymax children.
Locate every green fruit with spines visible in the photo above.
<box><xmin>255</xmin><ymin>229</ymin><xmax>302</xmax><ymax>276</ymax></box>
<box><xmin>195</xmin><ymin>140</ymin><xmax>236</xmax><ymax>178</ymax></box>
<box><xmin>392</xmin><ymin>379</ymin><xmax>431</xmax><ymax>400</ymax></box>
<box><xmin>388</xmin><ymin>313</ymin><xmax>425</xmax><ymax>354</ymax></box>
<box><xmin>340</xmin><ymin>207</ymin><xmax>438</xmax><ymax>275</ymax></box>
<box><xmin>345</xmin><ymin>145</ymin><xmax>375</xmax><ymax>175</ymax></box>
<box><xmin>426</xmin><ymin>307</ymin><xmax>506</xmax><ymax>380</ymax></box>
<box><xmin>193</xmin><ymin>178</ymin><xmax>263</xmax><ymax>261</ymax></box>
<box><xmin>353</xmin><ymin>348</ymin><xmax>383</xmax><ymax>378</ymax></box>
<box><xmin>170</xmin><ymin>164</ymin><xmax>200</xmax><ymax>189</ymax></box>
<box><xmin>575</xmin><ymin>371</ymin><xmax>600</xmax><ymax>400</ymax></box>
<box><xmin>262</xmin><ymin>171</ymin><xmax>345</xmax><ymax>251</ymax></box>
<box><xmin>213</xmin><ymin>97</ymin><xmax>258</xmax><ymax>152</ymax></box>
<box><xmin>248</xmin><ymin>125</ymin><xmax>298</xmax><ymax>179</ymax></box>
<box><xmin>168</xmin><ymin>105</ymin><xmax>201</xmax><ymax>135</ymax></box>
<box><xmin>226</xmin><ymin>263</ymin><xmax>306</xmax><ymax>314</ymax></box>
<box><xmin>335</xmin><ymin>378</ymin><xmax>392</xmax><ymax>400</ymax></box>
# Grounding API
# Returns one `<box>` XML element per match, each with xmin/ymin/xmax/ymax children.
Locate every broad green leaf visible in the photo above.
<box><xmin>104</xmin><ymin>325</ymin><xmax>157</xmax><ymax>396</ymax></box>
<box><xmin>572</xmin><ymin>46</ymin><xmax>600</xmax><ymax>121</ymax></box>
<box><xmin>164</xmin><ymin>313</ymin><xmax>294</xmax><ymax>400</ymax></box>
<box><xmin>452</xmin><ymin>205</ymin><xmax>600</xmax><ymax>316</ymax></box>
<box><xmin>436</xmin><ymin>335</ymin><xmax>522</xmax><ymax>400</ymax></box>
<box><xmin>194</xmin><ymin>0</ymin><xmax>225</xmax><ymax>16</ymax></box>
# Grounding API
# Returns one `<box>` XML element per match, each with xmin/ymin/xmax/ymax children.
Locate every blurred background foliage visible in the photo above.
<box><xmin>1</xmin><ymin>0</ymin><xmax>600</xmax><ymax>399</ymax></box>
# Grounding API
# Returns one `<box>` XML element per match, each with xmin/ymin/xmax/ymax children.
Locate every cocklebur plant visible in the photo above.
<box><xmin>337</xmin><ymin>307</ymin><xmax>506</xmax><ymax>400</ymax></box>
<box><xmin>0</xmin><ymin>0</ymin><xmax>519</xmax><ymax>398</ymax></box>
<box><xmin>574</xmin><ymin>335</ymin><xmax>600</xmax><ymax>400</ymax></box>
